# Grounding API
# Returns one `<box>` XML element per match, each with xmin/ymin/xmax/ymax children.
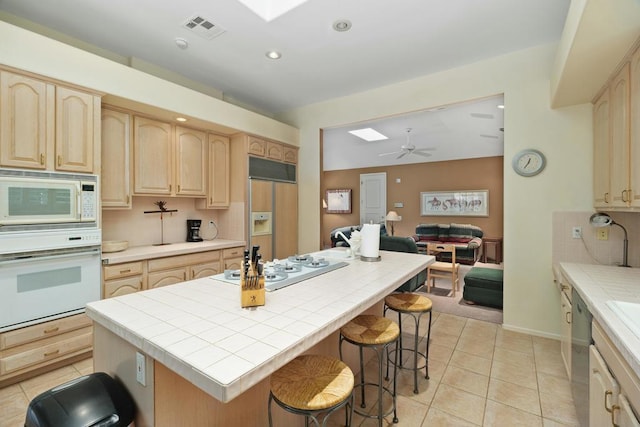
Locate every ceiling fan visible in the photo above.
<box><xmin>378</xmin><ymin>128</ymin><xmax>436</xmax><ymax>159</ymax></box>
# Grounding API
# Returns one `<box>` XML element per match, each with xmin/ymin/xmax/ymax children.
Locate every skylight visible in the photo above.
<box><xmin>236</xmin><ymin>0</ymin><xmax>309</xmax><ymax>22</ymax></box>
<box><xmin>348</xmin><ymin>128</ymin><xmax>388</xmax><ymax>142</ymax></box>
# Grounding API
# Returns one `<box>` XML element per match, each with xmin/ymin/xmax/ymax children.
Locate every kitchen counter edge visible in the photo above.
<box><xmin>102</xmin><ymin>239</ymin><xmax>246</xmax><ymax>264</ymax></box>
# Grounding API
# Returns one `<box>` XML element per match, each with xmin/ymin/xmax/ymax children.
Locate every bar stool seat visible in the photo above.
<box><xmin>384</xmin><ymin>293</ymin><xmax>433</xmax><ymax>394</ymax></box>
<box><xmin>340</xmin><ymin>314</ymin><xmax>400</xmax><ymax>426</ymax></box>
<box><xmin>269</xmin><ymin>354</ymin><xmax>354</xmax><ymax>426</ymax></box>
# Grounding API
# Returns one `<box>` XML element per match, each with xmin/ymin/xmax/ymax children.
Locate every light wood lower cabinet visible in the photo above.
<box><xmin>102</xmin><ymin>248</ymin><xmax>240</xmax><ymax>295</ymax></box>
<box><xmin>0</xmin><ymin>314</ymin><xmax>92</xmax><ymax>386</ymax></box>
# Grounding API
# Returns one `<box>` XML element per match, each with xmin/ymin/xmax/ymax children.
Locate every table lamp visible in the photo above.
<box><xmin>385</xmin><ymin>211</ymin><xmax>401</xmax><ymax>236</ymax></box>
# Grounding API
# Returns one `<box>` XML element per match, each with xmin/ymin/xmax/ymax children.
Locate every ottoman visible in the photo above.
<box><xmin>463</xmin><ymin>267</ymin><xmax>503</xmax><ymax>308</ymax></box>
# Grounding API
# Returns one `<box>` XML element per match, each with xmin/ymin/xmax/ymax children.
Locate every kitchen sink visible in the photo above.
<box><xmin>313</xmin><ymin>248</ymin><xmax>355</xmax><ymax>260</ymax></box>
<box><xmin>607</xmin><ymin>300</ymin><xmax>640</xmax><ymax>340</ymax></box>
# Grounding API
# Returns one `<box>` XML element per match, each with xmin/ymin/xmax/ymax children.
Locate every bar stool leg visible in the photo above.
<box><xmin>359</xmin><ymin>346</ymin><xmax>366</xmax><ymax>408</ymax></box>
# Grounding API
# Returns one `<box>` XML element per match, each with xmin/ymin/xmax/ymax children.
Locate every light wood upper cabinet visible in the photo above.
<box><xmin>196</xmin><ymin>133</ymin><xmax>230</xmax><ymax>209</ymax></box>
<box><xmin>283</xmin><ymin>146</ymin><xmax>298</xmax><ymax>164</ymax></box>
<box><xmin>133</xmin><ymin>116</ymin><xmax>173</xmax><ymax>195</ymax></box>
<box><xmin>248</xmin><ymin>136</ymin><xmax>266</xmax><ymax>156</ymax></box>
<box><xmin>0</xmin><ymin>69</ymin><xmax>100</xmax><ymax>173</ymax></box>
<box><xmin>594</xmin><ymin>90</ymin><xmax>611</xmax><ymax>207</ymax></box>
<box><xmin>101</xmin><ymin>108</ymin><xmax>132</xmax><ymax>208</ymax></box>
<box><xmin>610</xmin><ymin>63</ymin><xmax>631</xmax><ymax>207</ymax></box>
<box><xmin>0</xmin><ymin>71</ymin><xmax>52</xmax><ymax>169</ymax></box>
<box><xmin>630</xmin><ymin>45</ymin><xmax>640</xmax><ymax>207</ymax></box>
<box><xmin>266</xmin><ymin>141</ymin><xmax>283</xmax><ymax>161</ymax></box>
<box><xmin>55</xmin><ymin>86</ymin><xmax>98</xmax><ymax>173</ymax></box>
<box><xmin>175</xmin><ymin>126</ymin><xmax>206</xmax><ymax>196</ymax></box>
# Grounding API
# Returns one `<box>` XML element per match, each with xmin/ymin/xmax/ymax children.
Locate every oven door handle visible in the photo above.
<box><xmin>0</xmin><ymin>247</ymin><xmax>100</xmax><ymax>265</ymax></box>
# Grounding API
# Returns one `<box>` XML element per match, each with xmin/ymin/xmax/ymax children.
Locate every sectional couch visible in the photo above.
<box><xmin>412</xmin><ymin>223</ymin><xmax>483</xmax><ymax>265</ymax></box>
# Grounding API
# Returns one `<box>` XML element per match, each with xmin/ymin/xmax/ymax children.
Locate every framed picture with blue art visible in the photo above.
<box><xmin>326</xmin><ymin>189</ymin><xmax>352</xmax><ymax>213</ymax></box>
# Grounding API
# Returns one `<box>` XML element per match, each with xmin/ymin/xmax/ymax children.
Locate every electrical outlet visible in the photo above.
<box><xmin>597</xmin><ymin>228</ymin><xmax>609</xmax><ymax>240</ymax></box>
<box><xmin>572</xmin><ymin>227</ymin><xmax>582</xmax><ymax>239</ymax></box>
<box><xmin>136</xmin><ymin>351</ymin><xmax>146</xmax><ymax>386</ymax></box>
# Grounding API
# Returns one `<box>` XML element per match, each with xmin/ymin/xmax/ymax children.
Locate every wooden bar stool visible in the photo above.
<box><xmin>384</xmin><ymin>293</ymin><xmax>433</xmax><ymax>394</ymax></box>
<box><xmin>268</xmin><ymin>354</ymin><xmax>354</xmax><ymax>427</ymax></box>
<box><xmin>339</xmin><ymin>314</ymin><xmax>400</xmax><ymax>426</ymax></box>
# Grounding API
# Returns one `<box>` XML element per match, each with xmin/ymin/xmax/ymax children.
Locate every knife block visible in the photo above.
<box><xmin>240</xmin><ymin>262</ymin><xmax>265</xmax><ymax>308</ymax></box>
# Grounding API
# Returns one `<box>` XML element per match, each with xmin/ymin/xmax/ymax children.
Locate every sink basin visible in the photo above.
<box><xmin>607</xmin><ymin>300</ymin><xmax>640</xmax><ymax>339</ymax></box>
<box><xmin>314</xmin><ymin>248</ymin><xmax>355</xmax><ymax>260</ymax></box>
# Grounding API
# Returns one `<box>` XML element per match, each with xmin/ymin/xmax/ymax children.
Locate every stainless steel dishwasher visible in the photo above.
<box><xmin>571</xmin><ymin>288</ymin><xmax>592</xmax><ymax>427</ymax></box>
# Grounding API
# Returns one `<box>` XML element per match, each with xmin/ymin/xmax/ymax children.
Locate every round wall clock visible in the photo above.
<box><xmin>512</xmin><ymin>149</ymin><xmax>546</xmax><ymax>177</ymax></box>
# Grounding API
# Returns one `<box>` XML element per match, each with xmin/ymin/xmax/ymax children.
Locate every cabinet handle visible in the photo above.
<box><xmin>178</xmin><ymin>185</ymin><xmax>181</xmax><ymax>192</ymax></box>
<box><xmin>611</xmin><ymin>404</ymin><xmax>620</xmax><ymax>427</ymax></box>
<box><xmin>44</xmin><ymin>349</ymin><xmax>60</xmax><ymax>357</ymax></box>
<box><xmin>605</xmin><ymin>390</ymin><xmax>614</xmax><ymax>413</ymax></box>
<box><xmin>126</xmin><ymin>195</ymin><xmax>130</xmax><ymax>204</ymax></box>
<box><xmin>40</xmin><ymin>153</ymin><xmax>45</xmax><ymax>165</ymax></box>
<box><xmin>621</xmin><ymin>190</ymin><xmax>627</xmax><ymax>203</ymax></box>
<box><xmin>565</xmin><ymin>312</ymin><xmax>571</xmax><ymax>324</ymax></box>
<box><xmin>57</xmin><ymin>155</ymin><xmax>62</xmax><ymax>166</ymax></box>
<box><xmin>605</xmin><ymin>192</ymin><xmax>610</xmax><ymax>203</ymax></box>
<box><xmin>44</xmin><ymin>326</ymin><xmax>60</xmax><ymax>334</ymax></box>
<box><xmin>120</xmin><ymin>269</ymin><xmax>131</xmax><ymax>274</ymax></box>
<box><xmin>183</xmin><ymin>272</ymin><xmax>186</xmax><ymax>280</ymax></box>
<box><xmin>210</xmin><ymin>197</ymin><xmax>213</xmax><ymax>204</ymax></box>
<box><xmin>191</xmin><ymin>271</ymin><xmax>195</xmax><ymax>279</ymax></box>
<box><xmin>170</xmin><ymin>184</ymin><xmax>172</xmax><ymax>192</ymax></box>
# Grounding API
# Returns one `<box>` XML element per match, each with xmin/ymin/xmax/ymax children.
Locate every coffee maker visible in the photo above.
<box><xmin>186</xmin><ymin>219</ymin><xmax>203</xmax><ymax>242</ymax></box>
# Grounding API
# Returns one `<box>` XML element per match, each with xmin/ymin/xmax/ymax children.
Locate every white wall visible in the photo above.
<box><xmin>279</xmin><ymin>43</ymin><xmax>594</xmax><ymax>338</ymax></box>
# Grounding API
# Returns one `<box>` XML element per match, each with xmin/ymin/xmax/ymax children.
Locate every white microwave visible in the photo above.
<box><xmin>0</xmin><ymin>169</ymin><xmax>98</xmax><ymax>229</ymax></box>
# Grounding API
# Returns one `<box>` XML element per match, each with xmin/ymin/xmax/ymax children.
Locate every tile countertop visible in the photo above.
<box><xmin>86</xmin><ymin>250</ymin><xmax>434</xmax><ymax>403</ymax></box>
<box><xmin>559</xmin><ymin>263</ymin><xmax>640</xmax><ymax>377</ymax></box>
<box><xmin>101</xmin><ymin>239</ymin><xmax>246</xmax><ymax>264</ymax></box>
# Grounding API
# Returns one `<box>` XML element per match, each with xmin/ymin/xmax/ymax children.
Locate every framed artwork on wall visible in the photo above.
<box><xmin>326</xmin><ymin>189</ymin><xmax>352</xmax><ymax>213</ymax></box>
<box><xmin>420</xmin><ymin>190</ymin><xmax>489</xmax><ymax>217</ymax></box>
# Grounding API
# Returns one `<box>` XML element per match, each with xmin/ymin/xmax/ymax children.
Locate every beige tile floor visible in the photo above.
<box><xmin>0</xmin><ymin>312</ymin><xmax>579</xmax><ymax>427</ymax></box>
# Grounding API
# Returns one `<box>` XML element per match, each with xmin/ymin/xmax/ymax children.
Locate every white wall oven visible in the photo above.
<box><xmin>0</xmin><ymin>169</ymin><xmax>101</xmax><ymax>332</ymax></box>
<box><xmin>0</xmin><ymin>168</ymin><xmax>97</xmax><ymax>232</ymax></box>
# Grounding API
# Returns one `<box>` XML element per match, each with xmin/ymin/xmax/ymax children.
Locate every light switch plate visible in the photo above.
<box><xmin>394</xmin><ymin>202</ymin><xmax>403</xmax><ymax>208</ymax></box>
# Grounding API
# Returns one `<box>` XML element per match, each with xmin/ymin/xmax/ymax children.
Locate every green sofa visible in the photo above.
<box><xmin>379</xmin><ymin>235</ymin><xmax>426</xmax><ymax>292</ymax></box>
<box><xmin>412</xmin><ymin>223</ymin><xmax>483</xmax><ymax>265</ymax></box>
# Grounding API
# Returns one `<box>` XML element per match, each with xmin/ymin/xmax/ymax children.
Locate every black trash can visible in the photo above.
<box><xmin>25</xmin><ymin>372</ymin><xmax>135</xmax><ymax>427</ymax></box>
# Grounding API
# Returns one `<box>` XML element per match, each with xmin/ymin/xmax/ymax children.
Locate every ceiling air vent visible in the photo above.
<box><xmin>183</xmin><ymin>15</ymin><xmax>226</xmax><ymax>40</ymax></box>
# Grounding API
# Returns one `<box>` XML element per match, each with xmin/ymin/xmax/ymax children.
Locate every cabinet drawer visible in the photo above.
<box><xmin>103</xmin><ymin>261</ymin><xmax>144</xmax><ymax>280</ymax></box>
<box><xmin>148</xmin><ymin>251</ymin><xmax>220</xmax><ymax>272</ymax></box>
<box><xmin>1</xmin><ymin>327</ymin><xmax>92</xmax><ymax>375</ymax></box>
<box><xmin>1</xmin><ymin>314</ymin><xmax>91</xmax><ymax>350</ymax></box>
<box><xmin>223</xmin><ymin>247</ymin><xmax>244</xmax><ymax>259</ymax></box>
<box><xmin>104</xmin><ymin>276</ymin><xmax>143</xmax><ymax>298</ymax></box>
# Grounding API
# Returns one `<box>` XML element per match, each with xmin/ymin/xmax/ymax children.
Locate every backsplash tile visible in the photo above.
<box><xmin>552</xmin><ymin>211</ymin><xmax>640</xmax><ymax>267</ymax></box>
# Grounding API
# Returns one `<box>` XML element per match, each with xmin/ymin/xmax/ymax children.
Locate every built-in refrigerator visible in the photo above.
<box><xmin>248</xmin><ymin>157</ymin><xmax>297</xmax><ymax>261</ymax></box>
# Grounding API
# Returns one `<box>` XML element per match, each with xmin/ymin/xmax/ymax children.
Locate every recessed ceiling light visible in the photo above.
<box><xmin>497</xmin><ymin>104</ymin><xmax>505</xmax><ymax>109</ymax></box>
<box><xmin>333</xmin><ymin>19</ymin><xmax>352</xmax><ymax>32</ymax></box>
<box><xmin>174</xmin><ymin>37</ymin><xmax>189</xmax><ymax>50</ymax></box>
<box><xmin>266</xmin><ymin>51</ymin><xmax>282</xmax><ymax>59</ymax></box>
<box><xmin>176</xmin><ymin>117</ymin><xmax>187</xmax><ymax>122</ymax></box>
<box><xmin>349</xmin><ymin>128</ymin><xmax>388</xmax><ymax>142</ymax></box>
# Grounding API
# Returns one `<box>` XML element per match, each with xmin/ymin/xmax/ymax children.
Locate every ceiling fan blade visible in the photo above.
<box><xmin>396</xmin><ymin>152</ymin><xmax>408</xmax><ymax>159</ymax></box>
<box><xmin>412</xmin><ymin>151</ymin><xmax>432</xmax><ymax>157</ymax></box>
<box><xmin>414</xmin><ymin>147</ymin><xmax>436</xmax><ymax>152</ymax></box>
<box><xmin>379</xmin><ymin>151</ymin><xmax>401</xmax><ymax>157</ymax></box>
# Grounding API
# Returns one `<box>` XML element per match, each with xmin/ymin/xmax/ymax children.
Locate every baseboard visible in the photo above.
<box><xmin>502</xmin><ymin>323</ymin><xmax>561</xmax><ymax>341</ymax></box>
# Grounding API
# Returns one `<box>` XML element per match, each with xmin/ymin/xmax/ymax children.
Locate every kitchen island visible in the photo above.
<box><xmin>87</xmin><ymin>249</ymin><xmax>433</xmax><ymax>426</ymax></box>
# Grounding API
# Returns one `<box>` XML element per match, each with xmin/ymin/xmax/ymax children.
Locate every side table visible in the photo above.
<box><xmin>481</xmin><ymin>237</ymin><xmax>503</xmax><ymax>264</ymax></box>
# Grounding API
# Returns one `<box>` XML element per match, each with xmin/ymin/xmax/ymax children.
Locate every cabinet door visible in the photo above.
<box><xmin>248</xmin><ymin>136</ymin><xmax>266</xmax><ymax>156</ymax></box>
<box><xmin>223</xmin><ymin>258</ymin><xmax>243</xmax><ymax>270</ymax></box>
<box><xmin>207</xmin><ymin>134</ymin><xmax>230</xmax><ymax>208</ymax></box>
<box><xmin>610</xmin><ymin>63</ymin><xmax>631</xmax><ymax>207</ymax></box>
<box><xmin>266</xmin><ymin>141</ymin><xmax>283</xmax><ymax>160</ymax></box>
<box><xmin>283</xmin><ymin>146</ymin><xmax>298</xmax><ymax>164</ymax></box>
<box><xmin>617</xmin><ymin>393</ymin><xmax>640</xmax><ymax>426</ymax></box>
<box><xmin>175</xmin><ymin>126</ymin><xmax>206</xmax><ymax>196</ymax></box>
<box><xmin>101</xmin><ymin>108</ymin><xmax>132</xmax><ymax>207</ymax></box>
<box><xmin>594</xmin><ymin>89</ymin><xmax>611</xmax><ymax>207</ymax></box>
<box><xmin>560</xmin><ymin>291</ymin><xmax>572</xmax><ymax>377</ymax></box>
<box><xmin>147</xmin><ymin>267</ymin><xmax>187</xmax><ymax>289</ymax></box>
<box><xmin>275</xmin><ymin>182</ymin><xmax>298</xmax><ymax>259</ymax></box>
<box><xmin>104</xmin><ymin>276</ymin><xmax>143</xmax><ymax>298</ymax></box>
<box><xmin>0</xmin><ymin>71</ymin><xmax>52</xmax><ymax>169</ymax></box>
<box><xmin>55</xmin><ymin>86</ymin><xmax>96</xmax><ymax>173</ymax></box>
<box><xmin>590</xmin><ymin>345</ymin><xmax>620</xmax><ymax>427</ymax></box>
<box><xmin>190</xmin><ymin>262</ymin><xmax>222</xmax><ymax>279</ymax></box>
<box><xmin>630</xmin><ymin>46</ymin><xmax>640</xmax><ymax>207</ymax></box>
<box><xmin>134</xmin><ymin>117</ymin><xmax>173</xmax><ymax>195</ymax></box>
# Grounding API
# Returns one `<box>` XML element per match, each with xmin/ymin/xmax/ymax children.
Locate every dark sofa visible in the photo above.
<box><xmin>413</xmin><ymin>223</ymin><xmax>483</xmax><ymax>265</ymax></box>
<box><xmin>379</xmin><ymin>235</ymin><xmax>426</xmax><ymax>292</ymax></box>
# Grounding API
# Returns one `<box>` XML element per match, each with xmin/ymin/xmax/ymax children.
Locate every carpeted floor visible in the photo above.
<box><xmin>416</xmin><ymin>262</ymin><xmax>503</xmax><ymax>324</ymax></box>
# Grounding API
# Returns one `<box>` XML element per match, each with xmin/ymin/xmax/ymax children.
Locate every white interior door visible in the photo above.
<box><xmin>360</xmin><ymin>173</ymin><xmax>386</xmax><ymax>225</ymax></box>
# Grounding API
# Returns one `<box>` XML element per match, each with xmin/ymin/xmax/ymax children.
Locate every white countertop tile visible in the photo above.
<box><xmin>87</xmin><ymin>250</ymin><xmax>433</xmax><ymax>402</ymax></box>
<box><xmin>559</xmin><ymin>263</ymin><xmax>640</xmax><ymax>377</ymax></box>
